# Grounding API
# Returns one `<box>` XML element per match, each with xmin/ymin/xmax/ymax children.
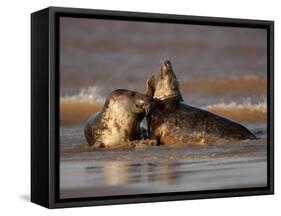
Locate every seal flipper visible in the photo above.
<box><xmin>145</xmin><ymin>73</ymin><xmax>156</xmax><ymax>98</ymax></box>
<box><xmin>145</xmin><ymin>73</ymin><xmax>157</xmax><ymax>139</ymax></box>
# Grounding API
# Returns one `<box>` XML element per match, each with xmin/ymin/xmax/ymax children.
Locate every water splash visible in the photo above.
<box><xmin>61</xmin><ymin>86</ymin><xmax>105</xmax><ymax>103</ymax></box>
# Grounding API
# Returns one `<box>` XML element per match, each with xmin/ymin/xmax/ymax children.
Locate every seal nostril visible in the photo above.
<box><xmin>164</xmin><ymin>60</ymin><xmax>171</xmax><ymax>66</ymax></box>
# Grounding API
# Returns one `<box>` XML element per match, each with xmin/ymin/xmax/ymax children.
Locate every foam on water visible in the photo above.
<box><xmin>59</xmin><ymin>77</ymin><xmax>267</xmax><ymax>125</ymax></box>
<box><xmin>61</xmin><ymin>86</ymin><xmax>105</xmax><ymax>103</ymax></box>
<box><xmin>60</xmin><ymin>98</ymin><xmax>267</xmax><ymax>125</ymax></box>
<box><xmin>206</xmin><ymin>100</ymin><xmax>267</xmax><ymax>123</ymax></box>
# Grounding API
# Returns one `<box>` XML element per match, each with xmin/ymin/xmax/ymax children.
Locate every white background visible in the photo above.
<box><xmin>0</xmin><ymin>0</ymin><xmax>279</xmax><ymax>214</ymax></box>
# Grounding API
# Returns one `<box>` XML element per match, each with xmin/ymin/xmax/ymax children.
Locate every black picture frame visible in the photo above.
<box><xmin>31</xmin><ymin>6</ymin><xmax>274</xmax><ymax>208</ymax></box>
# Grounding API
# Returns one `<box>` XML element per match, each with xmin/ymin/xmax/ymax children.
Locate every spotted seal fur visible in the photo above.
<box><xmin>85</xmin><ymin>89</ymin><xmax>152</xmax><ymax>148</ymax></box>
<box><xmin>145</xmin><ymin>60</ymin><xmax>256</xmax><ymax>145</ymax></box>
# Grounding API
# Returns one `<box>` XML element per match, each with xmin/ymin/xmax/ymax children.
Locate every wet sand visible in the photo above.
<box><xmin>61</xmin><ymin>158</ymin><xmax>266</xmax><ymax>198</ymax></box>
<box><xmin>60</xmin><ymin>147</ymin><xmax>267</xmax><ymax>199</ymax></box>
<box><xmin>60</xmin><ymin>125</ymin><xmax>267</xmax><ymax>199</ymax></box>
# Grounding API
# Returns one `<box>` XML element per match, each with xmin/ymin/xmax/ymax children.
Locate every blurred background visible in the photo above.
<box><xmin>60</xmin><ymin>17</ymin><xmax>267</xmax><ymax>125</ymax></box>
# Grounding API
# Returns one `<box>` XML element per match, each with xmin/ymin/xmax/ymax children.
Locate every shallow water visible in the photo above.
<box><xmin>60</xmin><ymin>124</ymin><xmax>267</xmax><ymax>199</ymax></box>
<box><xmin>60</xmin><ymin>157</ymin><xmax>266</xmax><ymax>198</ymax></box>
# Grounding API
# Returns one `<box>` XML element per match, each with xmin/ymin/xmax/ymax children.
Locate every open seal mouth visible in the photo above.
<box><xmin>136</xmin><ymin>103</ymin><xmax>144</xmax><ymax>110</ymax></box>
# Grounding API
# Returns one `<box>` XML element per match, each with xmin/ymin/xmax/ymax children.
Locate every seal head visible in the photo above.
<box><xmin>153</xmin><ymin>60</ymin><xmax>183</xmax><ymax>101</ymax></box>
<box><xmin>85</xmin><ymin>89</ymin><xmax>151</xmax><ymax>148</ymax></box>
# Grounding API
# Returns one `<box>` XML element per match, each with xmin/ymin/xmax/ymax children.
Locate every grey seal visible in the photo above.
<box><xmin>85</xmin><ymin>89</ymin><xmax>152</xmax><ymax>148</ymax></box>
<box><xmin>145</xmin><ymin>60</ymin><xmax>256</xmax><ymax>145</ymax></box>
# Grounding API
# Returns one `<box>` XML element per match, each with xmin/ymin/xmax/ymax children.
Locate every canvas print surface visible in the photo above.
<box><xmin>59</xmin><ymin>17</ymin><xmax>267</xmax><ymax>199</ymax></box>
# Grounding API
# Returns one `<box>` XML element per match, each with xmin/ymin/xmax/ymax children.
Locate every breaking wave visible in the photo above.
<box><xmin>60</xmin><ymin>96</ymin><xmax>267</xmax><ymax>125</ymax></box>
<box><xmin>59</xmin><ymin>76</ymin><xmax>267</xmax><ymax>125</ymax></box>
<box><xmin>61</xmin><ymin>86</ymin><xmax>105</xmax><ymax>103</ymax></box>
<box><xmin>206</xmin><ymin>101</ymin><xmax>267</xmax><ymax>123</ymax></box>
<box><xmin>60</xmin><ymin>86</ymin><xmax>105</xmax><ymax>125</ymax></box>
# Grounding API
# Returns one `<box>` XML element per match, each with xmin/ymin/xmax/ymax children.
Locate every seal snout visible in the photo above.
<box><xmin>163</xmin><ymin>60</ymin><xmax>171</xmax><ymax>66</ymax></box>
<box><xmin>135</xmin><ymin>100</ymin><xmax>145</xmax><ymax>109</ymax></box>
<box><xmin>160</xmin><ymin>60</ymin><xmax>172</xmax><ymax>75</ymax></box>
<box><xmin>135</xmin><ymin>97</ymin><xmax>152</xmax><ymax>115</ymax></box>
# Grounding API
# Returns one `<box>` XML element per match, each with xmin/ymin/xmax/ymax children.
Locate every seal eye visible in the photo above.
<box><xmin>131</xmin><ymin>92</ymin><xmax>136</xmax><ymax>97</ymax></box>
